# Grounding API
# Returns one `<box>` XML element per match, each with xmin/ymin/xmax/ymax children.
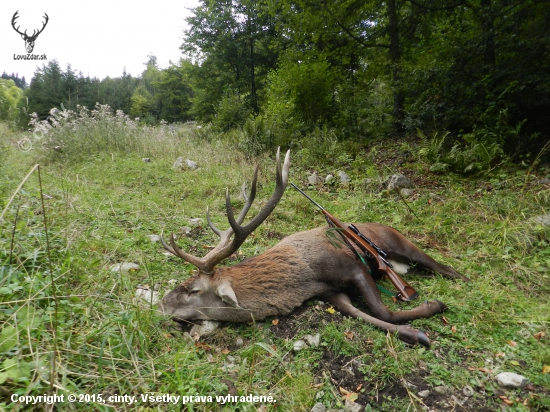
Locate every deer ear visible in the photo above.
<box><xmin>215</xmin><ymin>281</ymin><xmax>240</xmax><ymax>308</ymax></box>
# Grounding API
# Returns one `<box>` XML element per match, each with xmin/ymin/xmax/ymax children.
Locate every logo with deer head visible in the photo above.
<box><xmin>11</xmin><ymin>11</ymin><xmax>49</xmax><ymax>53</ymax></box>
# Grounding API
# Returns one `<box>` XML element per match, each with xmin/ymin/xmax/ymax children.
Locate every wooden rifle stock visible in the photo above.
<box><xmin>290</xmin><ymin>183</ymin><xmax>419</xmax><ymax>302</ymax></box>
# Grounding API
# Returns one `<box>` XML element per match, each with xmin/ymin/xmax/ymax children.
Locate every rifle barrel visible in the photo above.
<box><xmin>290</xmin><ymin>183</ymin><xmax>325</xmax><ymax>211</ymax></box>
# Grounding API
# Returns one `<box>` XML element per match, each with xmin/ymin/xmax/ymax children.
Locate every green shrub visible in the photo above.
<box><xmin>211</xmin><ymin>92</ymin><xmax>252</xmax><ymax>132</ymax></box>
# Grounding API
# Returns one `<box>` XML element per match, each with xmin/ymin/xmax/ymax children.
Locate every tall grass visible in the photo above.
<box><xmin>28</xmin><ymin>104</ymin><xmax>203</xmax><ymax>163</ymax></box>
<box><xmin>1</xmin><ymin>112</ymin><xmax>549</xmax><ymax>411</ymax></box>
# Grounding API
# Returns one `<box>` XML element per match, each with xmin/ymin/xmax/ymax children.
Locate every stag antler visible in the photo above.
<box><xmin>161</xmin><ymin>148</ymin><xmax>291</xmax><ymax>274</ymax></box>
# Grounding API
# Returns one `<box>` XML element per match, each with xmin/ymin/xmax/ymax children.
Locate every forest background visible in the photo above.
<box><xmin>2</xmin><ymin>0</ymin><xmax>549</xmax><ymax>169</ymax></box>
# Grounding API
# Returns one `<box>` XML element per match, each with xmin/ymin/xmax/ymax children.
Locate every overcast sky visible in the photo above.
<box><xmin>1</xmin><ymin>0</ymin><xmax>200</xmax><ymax>84</ymax></box>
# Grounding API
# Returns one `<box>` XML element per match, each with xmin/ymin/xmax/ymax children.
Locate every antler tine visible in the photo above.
<box><xmin>160</xmin><ymin>148</ymin><xmax>290</xmax><ymax>275</ymax></box>
<box><xmin>235</xmin><ymin>164</ymin><xmax>258</xmax><ymax>224</ymax></box>
<box><xmin>205</xmin><ymin>165</ymin><xmax>258</xmax><ymax>237</ymax></box>
<box><xmin>206</xmin><ymin>206</ymin><xmax>222</xmax><ymax>237</ymax></box>
<box><xmin>227</xmin><ymin>148</ymin><xmax>290</xmax><ymax>244</ymax></box>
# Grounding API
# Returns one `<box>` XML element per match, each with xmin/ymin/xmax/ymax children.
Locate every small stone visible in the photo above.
<box><xmin>189</xmin><ymin>320</ymin><xmax>220</xmax><ymax>340</ymax></box>
<box><xmin>462</xmin><ymin>385</ymin><xmax>474</xmax><ymax>397</ymax></box>
<box><xmin>293</xmin><ymin>340</ymin><xmax>308</xmax><ymax>352</ymax></box>
<box><xmin>304</xmin><ymin>333</ymin><xmax>321</xmax><ymax>347</ymax></box>
<box><xmin>172</xmin><ymin>156</ymin><xmax>184</xmax><ymax>169</ymax></box>
<box><xmin>434</xmin><ymin>385</ymin><xmax>452</xmax><ymax>395</ymax></box>
<box><xmin>383</xmin><ymin>174</ymin><xmax>414</xmax><ymax>192</ymax></box>
<box><xmin>185</xmin><ymin>159</ymin><xmax>198</xmax><ymax>169</ymax></box>
<box><xmin>529</xmin><ymin>214</ymin><xmax>550</xmax><ymax>227</ymax></box>
<box><xmin>325</xmin><ymin>174</ymin><xmax>335</xmax><ymax>184</ymax></box>
<box><xmin>418</xmin><ymin>390</ymin><xmax>430</xmax><ymax>398</ymax></box>
<box><xmin>148</xmin><ymin>234</ymin><xmax>160</xmax><ymax>242</ymax></box>
<box><xmin>496</xmin><ymin>372</ymin><xmax>529</xmax><ymax>389</ymax></box>
<box><xmin>338</xmin><ymin>171</ymin><xmax>351</xmax><ymax>183</ymax></box>
<box><xmin>310</xmin><ymin>402</ymin><xmax>326</xmax><ymax>412</ymax></box>
<box><xmin>400</xmin><ymin>188</ymin><xmax>414</xmax><ymax>197</ymax></box>
<box><xmin>308</xmin><ymin>173</ymin><xmax>324</xmax><ymax>185</ymax></box>
<box><xmin>135</xmin><ymin>285</ymin><xmax>160</xmax><ymax>305</ymax></box>
<box><xmin>110</xmin><ymin>262</ymin><xmax>139</xmax><ymax>273</ymax></box>
<box><xmin>344</xmin><ymin>399</ymin><xmax>362</xmax><ymax>412</ymax></box>
<box><xmin>235</xmin><ymin>337</ymin><xmax>244</xmax><ymax>348</ymax></box>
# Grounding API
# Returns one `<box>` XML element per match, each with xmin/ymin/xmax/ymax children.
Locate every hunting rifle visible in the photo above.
<box><xmin>291</xmin><ymin>183</ymin><xmax>419</xmax><ymax>302</ymax></box>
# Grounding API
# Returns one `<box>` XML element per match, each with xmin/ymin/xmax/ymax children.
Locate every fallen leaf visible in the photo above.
<box><xmin>499</xmin><ymin>395</ymin><xmax>513</xmax><ymax>406</ymax></box>
<box><xmin>339</xmin><ymin>387</ymin><xmax>358</xmax><ymax>401</ymax></box>
<box><xmin>533</xmin><ymin>331</ymin><xmax>546</xmax><ymax>340</ymax></box>
<box><xmin>508</xmin><ymin>340</ymin><xmax>518</xmax><ymax>347</ymax></box>
<box><xmin>428</xmin><ymin>199</ymin><xmax>433</xmax><ymax>205</ymax></box>
<box><xmin>221</xmin><ymin>348</ymin><xmax>230</xmax><ymax>355</ymax></box>
<box><xmin>442</xmin><ymin>316</ymin><xmax>449</xmax><ymax>325</ymax></box>
<box><xmin>272</xmin><ymin>319</ymin><xmax>279</xmax><ymax>326</ymax></box>
<box><xmin>356</xmin><ymin>383</ymin><xmax>363</xmax><ymax>391</ymax></box>
<box><xmin>326</xmin><ymin>306</ymin><xmax>335</xmax><ymax>314</ymax></box>
<box><xmin>542</xmin><ymin>365</ymin><xmax>550</xmax><ymax>374</ymax></box>
<box><xmin>339</xmin><ymin>387</ymin><xmax>350</xmax><ymax>396</ymax></box>
<box><xmin>391</xmin><ymin>296</ymin><xmax>397</xmax><ymax>303</ymax></box>
<box><xmin>451</xmin><ymin>325</ymin><xmax>457</xmax><ymax>333</ymax></box>
<box><xmin>495</xmin><ymin>352</ymin><xmax>506</xmax><ymax>358</ymax></box>
<box><xmin>468</xmin><ymin>367</ymin><xmax>492</xmax><ymax>373</ymax></box>
<box><xmin>312</xmin><ymin>383</ymin><xmax>324</xmax><ymax>388</ymax></box>
<box><xmin>510</xmin><ymin>360</ymin><xmax>520</xmax><ymax>366</ymax></box>
<box><xmin>344</xmin><ymin>331</ymin><xmax>354</xmax><ymax>340</ymax></box>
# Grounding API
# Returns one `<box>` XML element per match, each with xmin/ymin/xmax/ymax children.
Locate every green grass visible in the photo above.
<box><xmin>1</xmin><ymin>116</ymin><xmax>549</xmax><ymax>411</ymax></box>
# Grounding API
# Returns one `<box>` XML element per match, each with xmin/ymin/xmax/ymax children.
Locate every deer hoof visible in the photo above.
<box><xmin>434</xmin><ymin>300</ymin><xmax>447</xmax><ymax>312</ymax></box>
<box><xmin>417</xmin><ymin>330</ymin><xmax>431</xmax><ymax>348</ymax></box>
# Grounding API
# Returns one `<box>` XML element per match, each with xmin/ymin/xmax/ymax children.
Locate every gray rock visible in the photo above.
<box><xmin>293</xmin><ymin>340</ymin><xmax>308</xmax><ymax>352</ymax></box>
<box><xmin>344</xmin><ymin>399</ymin><xmax>362</xmax><ymax>412</ymax></box>
<box><xmin>418</xmin><ymin>390</ymin><xmax>430</xmax><ymax>398</ymax></box>
<box><xmin>462</xmin><ymin>385</ymin><xmax>474</xmax><ymax>397</ymax></box>
<box><xmin>308</xmin><ymin>173</ymin><xmax>324</xmax><ymax>185</ymax></box>
<box><xmin>528</xmin><ymin>214</ymin><xmax>550</xmax><ymax>227</ymax></box>
<box><xmin>172</xmin><ymin>156</ymin><xmax>184</xmax><ymax>169</ymax></box>
<box><xmin>135</xmin><ymin>285</ymin><xmax>160</xmax><ymax>305</ymax></box>
<box><xmin>434</xmin><ymin>385</ymin><xmax>452</xmax><ymax>395</ymax></box>
<box><xmin>383</xmin><ymin>174</ymin><xmax>414</xmax><ymax>192</ymax></box>
<box><xmin>496</xmin><ymin>372</ymin><xmax>529</xmax><ymax>389</ymax></box>
<box><xmin>110</xmin><ymin>262</ymin><xmax>139</xmax><ymax>273</ymax></box>
<box><xmin>235</xmin><ymin>337</ymin><xmax>244</xmax><ymax>348</ymax></box>
<box><xmin>400</xmin><ymin>188</ymin><xmax>414</xmax><ymax>197</ymax></box>
<box><xmin>185</xmin><ymin>159</ymin><xmax>198</xmax><ymax>169</ymax></box>
<box><xmin>311</xmin><ymin>402</ymin><xmax>326</xmax><ymax>412</ymax></box>
<box><xmin>304</xmin><ymin>333</ymin><xmax>321</xmax><ymax>347</ymax></box>
<box><xmin>338</xmin><ymin>171</ymin><xmax>351</xmax><ymax>183</ymax></box>
<box><xmin>325</xmin><ymin>174</ymin><xmax>335</xmax><ymax>184</ymax></box>
<box><xmin>148</xmin><ymin>234</ymin><xmax>161</xmax><ymax>242</ymax></box>
<box><xmin>189</xmin><ymin>320</ymin><xmax>220</xmax><ymax>341</ymax></box>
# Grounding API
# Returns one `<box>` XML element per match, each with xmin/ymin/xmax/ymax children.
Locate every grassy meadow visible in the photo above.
<box><xmin>1</xmin><ymin>111</ymin><xmax>549</xmax><ymax>411</ymax></box>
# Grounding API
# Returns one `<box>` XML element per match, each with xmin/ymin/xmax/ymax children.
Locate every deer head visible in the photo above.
<box><xmin>12</xmin><ymin>11</ymin><xmax>49</xmax><ymax>53</ymax></box>
<box><xmin>159</xmin><ymin>148</ymin><xmax>291</xmax><ymax>322</ymax></box>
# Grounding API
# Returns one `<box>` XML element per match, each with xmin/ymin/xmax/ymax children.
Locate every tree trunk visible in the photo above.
<box><xmin>480</xmin><ymin>0</ymin><xmax>496</xmax><ymax>70</ymax></box>
<box><xmin>387</xmin><ymin>0</ymin><xmax>404</xmax><ymax>128</ymax></box>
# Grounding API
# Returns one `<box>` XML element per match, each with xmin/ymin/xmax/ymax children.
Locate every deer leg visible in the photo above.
<box><xmin>325</xmin><ymin>293</ymin><xmax>431</xmax><ymax>348</ymax></box>
<box><xmin>351</xmin><ymin>267</ymin><xmax>447</xmax><ymax>324</ymax></box>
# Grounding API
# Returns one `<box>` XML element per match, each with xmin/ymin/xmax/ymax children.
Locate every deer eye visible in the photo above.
<box><xmin>188</xmin><ymin>289</ymin><xmax>200</xmax><ymax>296</ymax></box>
